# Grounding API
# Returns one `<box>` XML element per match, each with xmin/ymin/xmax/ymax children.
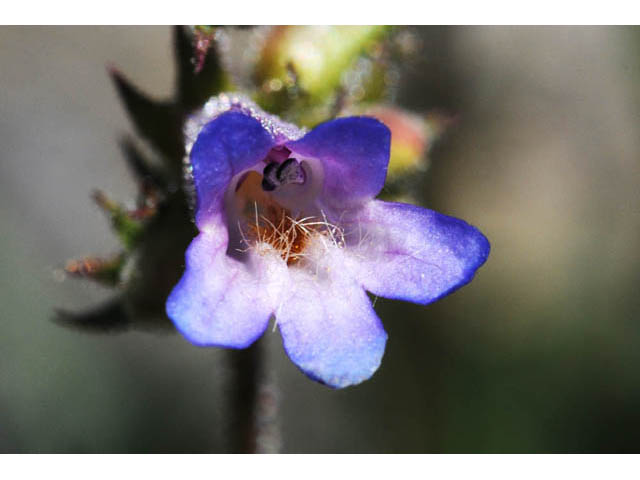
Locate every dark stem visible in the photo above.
<box><xmin>228</xmin><ymin>341</ymin><xmax>262</xmax><ymax>453</ymax></box>
<box><xmin>227</xmin><ymin>338</ymin><xmax>282</xmax><ymax>453</ymax></box>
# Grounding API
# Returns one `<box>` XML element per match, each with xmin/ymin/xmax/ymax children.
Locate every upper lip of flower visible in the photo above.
<box><xmin>166</xmin><ymin>95</ymin><xmax>490</xmax><ymax>389</ymax></box>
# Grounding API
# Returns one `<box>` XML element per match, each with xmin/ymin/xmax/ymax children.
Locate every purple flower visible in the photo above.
<box><xmin>166</xmin><ymin>95</ymin><xmax>490</xmax><ymax>388</ymax></box>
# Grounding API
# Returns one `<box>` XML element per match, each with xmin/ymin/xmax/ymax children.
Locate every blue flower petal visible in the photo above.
<box><xmin>168</xmin><ymin>96</ymin><xmax>489</xmax><ymax>389</ymax></box>
<box><xmin>286</xmin><ymin>117</ymin><xmax>390</xmax><ymax>209</ymax></box>
<box><xmin>350</xmin><ymin>200</ymin><xmax>490</xmax><ymax>305</ymax></box>
<box><xmin>276</xmin><ymin>256</ymin><xmax>388</xmax><ymax>389</ymax></box>
<box><xmin>166</xmin><ymin>232</ymin><xmax>286</xmax><ymax>348</ymax></box>
<box><xmin>190</xmin><ymin>111</ymin><xmax>275</xmax><ymax>228</ymax></box>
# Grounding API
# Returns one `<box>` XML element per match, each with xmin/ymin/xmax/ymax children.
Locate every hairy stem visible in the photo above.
<box><xmin>229</xmin><ymin>341</ymin><xmax>262</xmax><ymax>453</ymax></box>
<box><xmin>228</xmin><ymin>338</ymin><xmax>281</xmax><ymax>453</ymax></box>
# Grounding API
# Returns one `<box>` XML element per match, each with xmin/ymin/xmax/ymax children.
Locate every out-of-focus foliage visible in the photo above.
<box><xmin>254</xmin><ymin>26</ymin><xmax>390</xmax><ymax>125</ymax></box>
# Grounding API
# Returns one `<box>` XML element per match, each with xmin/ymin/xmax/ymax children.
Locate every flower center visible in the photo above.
<box><xmin>231</xmin><ymin>171</ymin><xmax>308</xmax><ymax>265</ymax></box>
<box><xmin>228</xmin><ymin>157</ymin><xmax>342</xmax><ymax>266</ymax></box>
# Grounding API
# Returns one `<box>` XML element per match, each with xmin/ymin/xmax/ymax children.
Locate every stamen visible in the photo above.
<box><xmin>261</xmin><ymin>162</ymin><xmax>279</xmax><ymax>191</ymax></box>
<box><xmin>242</xmin><ymin>201</ymin><xmax>343</xmax><ymax>266</ymax></box>
<box><xmin>276</xmin><ymin>158</ymin><xmax>306</xmax><ymax>186</ymax></box>
<box><xmin>261</xmin><ymin>157</ymin><xmax>306</xmax><ymax>192</ymax></box>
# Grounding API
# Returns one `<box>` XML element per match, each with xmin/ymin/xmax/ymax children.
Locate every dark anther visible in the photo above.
<box><xmin>261</xmin><ymin>162</ymin><xmax>279</xmax><ymax>191</ymax></box>
<box><xmin>276</xmin><ymin>158</ymin><xmax>306</xmax><ymax>186</ymax></box>
<box><xmin>261</xmin><ymin>158</ymin><xmax>306</xmax><ymax>192</ymax></box>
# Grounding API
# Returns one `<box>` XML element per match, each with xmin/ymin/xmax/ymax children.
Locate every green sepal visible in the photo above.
<box><xmin>93</xmin><ymin>190</ymin><xmax>145</xmax><ymax>250</ymax></box>
<box><xmin>108</xmin><ymin>66</ymin><xmax>184</xmax><ymax>161</ymax></box>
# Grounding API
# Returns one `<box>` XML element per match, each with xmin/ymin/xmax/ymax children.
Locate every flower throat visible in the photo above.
<box><xmin>233</xmin><ymin>161</ymin><xmax>342</xmax><ymax>266</ymax></box>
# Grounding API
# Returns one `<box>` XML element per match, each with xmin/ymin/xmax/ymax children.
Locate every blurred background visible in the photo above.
<box><xmin>1</xmin><ymin>26</ymin><xmax>640</xmax><ymax>453</ymax></box>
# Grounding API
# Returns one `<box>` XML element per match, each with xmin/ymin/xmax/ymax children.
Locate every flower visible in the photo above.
<box><xmin>166</xmin><ymin>94</ymin><xmax>490</xmax><ymax>388</ymax></box>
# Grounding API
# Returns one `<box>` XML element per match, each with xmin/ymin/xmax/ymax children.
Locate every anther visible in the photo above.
<box><xmin>276</xmin><ymin>158</ymin><xmax>306</xmax><ymax>185</ymax></box>
<box><xmin>261</xmin><ymin>157</ymin><xmax>306</xmax><ymax>192</ymax></box>
<box><xmin>261</xmin><ymin>162</ymin><xmax>279</xmax><ymax>191</ymax></box>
